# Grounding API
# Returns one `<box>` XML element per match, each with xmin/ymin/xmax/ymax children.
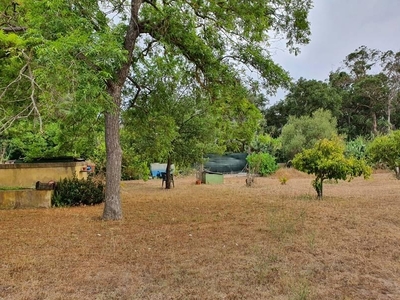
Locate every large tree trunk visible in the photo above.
<box><xmin>102</xmin><ymin>1</ymin><xmax>142</xmax><ymax>220</ymax></box>
<box><xmin>103</xmin><ymin>89</ymin><xmax>123</xmax><ymax>220</ymax></box>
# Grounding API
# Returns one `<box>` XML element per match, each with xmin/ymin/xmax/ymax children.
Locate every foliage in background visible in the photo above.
<box><xmin>280</xmin><ymin>109</ymin><xmax>338</xmax><ymax>161</ymax></box>
<box><xmin>52</xmin><ymin>175</ymin><xmax>104</xmax><ymax>207</ymax></box>
<box><xmin>330</xmin><ymin>46</ymin><xmax>399</xmax><ymax>138</ymax></box>
<box><xmin>246</xmin><ymin>152</ymin><xmax>278</xmax><ymax>177</ymax></box>
<box><xmin>264</xmin><ymin>77</ymin><xmax>342</xmax><ymax>136</ymax></box>
<box><xmin>264</xmin><ymin>47</ymin><xmax>400</xmax><ymax>140</ymax></box>
<box><xmin>4</xmin><ymin>119</ymin><xmax>102</xmax><ymax>161</ymax></box>
<box><xmin>89</xmin><ymin>135</ymin><xmax>107</xmax><ymax>174</ymax></box>
<box><xmin>293</xmin><ymin>138</ymin><xmax>372</xmax><ymax>199</ymax></box>
<box><xmin>121</xmin><ymin>152</ymin><xmax>150</xmax><ymax>181</ymax></box>
<box><xmin>284</xmin><ymin>77</ymin><xmax>343</xmax><ymax>118</ymax></box>
<box><xmin>218</xmin><ymin>97</ymin><xmax>264</xmax><ymax>153</ymax></box>
<box><xmin>345</xmin><ymin>136</ymin><xmax>369</xmax><ymax>159</ymax></box>
<box><xmin>367</xmin><ymin>130</ymin><xmax>400</xmax><ymax>179</ymax></box>
<box><xmin>250</xmin><ymin>134</ymin><xmax>281</xmax><ymax>157</ymax></box>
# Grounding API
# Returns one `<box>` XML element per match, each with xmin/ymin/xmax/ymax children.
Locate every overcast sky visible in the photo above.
<box><xmin>269</xmin><ymin>0</ymin><xmax>400</xmax><ymax>105</ymax></box>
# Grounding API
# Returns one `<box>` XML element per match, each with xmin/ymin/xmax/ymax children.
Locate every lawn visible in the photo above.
<box><xmin>1</xmin><ymin>169</ymin><xmax>400</xmax><ymax>300</ymax></box>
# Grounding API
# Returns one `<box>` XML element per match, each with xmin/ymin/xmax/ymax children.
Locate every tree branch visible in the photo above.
<box><xmin>0</xmin><ymin>51</ymin><xmax>43</xmax><ymax>134</ymax></box>
<box><xmin>127</xmin><ymin>75</ymin><xmax>141</xmax><ymax>108</ymax></box>
<box><xmin>143</xmin><ymin>0</ymin><xmax>160</xmax><ymax>12</ymax></box>
<box><xmin>1</xmin><ymin>26</ymin><xmax>26</xmax><ymax>33</ymax></box>
<box><xmin>25</xmin><ymin>57</ymin><xmax>43</xmax><ymax>132</ymax></box>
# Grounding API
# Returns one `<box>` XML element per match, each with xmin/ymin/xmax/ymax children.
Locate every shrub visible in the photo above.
<box><xmin>246</xmin><ymin>153</ymin><xmax>278</xmax><ymax>176</ymax></box>
<box><xmin>52</xmin><ymin>175</ymin><xmax>105</xmax><ymax>207</ymax></box>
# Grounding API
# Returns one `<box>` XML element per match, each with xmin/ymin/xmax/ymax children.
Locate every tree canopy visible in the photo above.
<box><xmin>264</xmin><ymin>77</ymin><xmax>342</xmax><ymax>136</ymax></box>
<box><xmin>330</xmin><ymin>46</ymin><xmax>399</xmax><ymax>138</ymax></box>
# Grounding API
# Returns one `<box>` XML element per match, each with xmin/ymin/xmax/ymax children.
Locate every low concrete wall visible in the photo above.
<box><xmin>0</xmin><ymin>162</ymin><xmax>88</xmax><ymax>188</ymax></box>
<box><xmin>0</xmin><ymin>189</ymin><xmax>52</xmax><ymax>209</ymax></box>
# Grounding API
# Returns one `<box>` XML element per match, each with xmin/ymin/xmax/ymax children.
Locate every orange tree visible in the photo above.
<box><xmin>293</xmin><ymin>138</ymin><xmax>371</xmax><ymax>199</ymax></box>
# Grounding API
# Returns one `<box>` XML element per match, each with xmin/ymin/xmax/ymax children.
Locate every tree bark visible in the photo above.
<box><xmin>319</xmin><ymin>179</ymin><xmax>323</xmax><ymax>199</ymax></box>
<box><xmin>388</xmin><ymin>100</ymin><xmax>391</xmax><ymax>133</ymax></box>
<box><xmin>371</xmin><ymin>112</ymin><xmax>378</xmax><ymax>136</ymax></box>
<box><xmin>1</xmin><ymin>26</ymin><xmax>26</xmax><ymax>33</ymax></box>
<box><xmin>313</xmin><ymin>177</ymin><xmax>323</xmax><ymax>199</ymax></box>
<box><xmin>388</xmin><ymin>91</ymin><xmax>394</xmax><ymax>133</ymax></box>
<box><xmin>103</xmin><ymin>89</ymin><xmax>123</xmax><ymax>220</ymax></box>
<box><xmin>165</xmin><ymin>156</ymin><xmax>172</xmax><ymax>189</ymax></box>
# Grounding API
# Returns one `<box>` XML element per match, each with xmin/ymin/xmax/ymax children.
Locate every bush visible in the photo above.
<box><xmin>52</xmin><ymin>175</ymin><xmax>105</xmax><ymax>207</ymax></box>
<box><xmin>246</xmin><ymin>153</ymin><xmax>278</xmax><ymax>176</ymax></box>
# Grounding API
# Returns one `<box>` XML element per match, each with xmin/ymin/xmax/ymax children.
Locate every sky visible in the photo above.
<box><xmin>269</xmin><ymin>0</ymin><xmax>400</xmax><ymax>105</ymax></box>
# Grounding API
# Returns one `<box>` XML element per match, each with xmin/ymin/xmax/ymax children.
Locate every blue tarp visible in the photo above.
<box><xmin>150</xmin><ymin>163</ymin><xmax>175</xmax><ymax>178</ymax></box>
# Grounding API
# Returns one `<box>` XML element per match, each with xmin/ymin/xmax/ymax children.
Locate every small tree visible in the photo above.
<box><xmin>367</xmin><ymin>130</ymin><xmax>400</xmax><ymax>179</ymax></box>
<box><xmin>293</xmin><ymin>138</ymin><xmax>372</xmax><ymax>199</ymax></box>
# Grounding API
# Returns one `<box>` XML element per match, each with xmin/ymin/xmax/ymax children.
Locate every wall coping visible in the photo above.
<box><xmin>0</xmin><ymin>161</ymin><xmax>87</xmax><ymax>169</ymax></box>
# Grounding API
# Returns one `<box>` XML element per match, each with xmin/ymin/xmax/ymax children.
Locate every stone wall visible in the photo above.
<box><xmin>0</xmin><ymin>190</ymin><xmax>52</xmax><ymax>209</ymax></box>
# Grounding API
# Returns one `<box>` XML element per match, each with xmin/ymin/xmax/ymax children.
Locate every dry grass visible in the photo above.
<box><xmin>1</xmin><ymin>169</ymin><xmax>400</xmax><ymax>299</ymax></box>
